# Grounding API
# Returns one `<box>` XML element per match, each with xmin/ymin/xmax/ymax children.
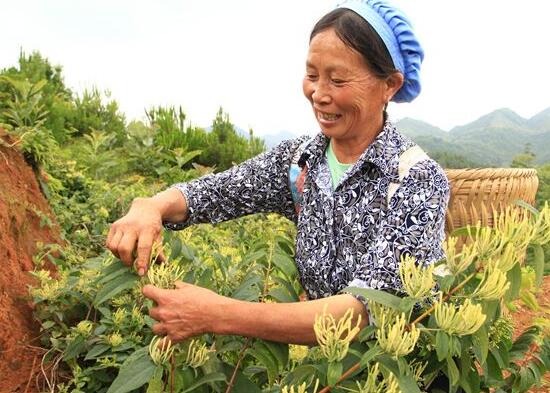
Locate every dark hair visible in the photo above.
<box><xmin>310</xmin><ymin>8</ymin><xmax>397</xmax><ymax>79</ymax></box>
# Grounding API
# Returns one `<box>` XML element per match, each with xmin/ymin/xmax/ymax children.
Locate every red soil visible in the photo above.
<box><xmin>0</xmin><ymin>130</ymin><xmax>60</xmax><ymax>393</ymax></box>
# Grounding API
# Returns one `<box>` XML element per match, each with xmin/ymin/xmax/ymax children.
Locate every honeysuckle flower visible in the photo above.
<box><xmin>434</xmin><ymin>299</ymin><xmax>486</xmax><ymax>336</ymax></box>
<box><xmin>354</xmin><ymin>363</ymin><xmax>385</xmax><ymax>393</ymax></box>
<box><xmin>385</xmin><ymin>373</ymin><xmax>403</xmax><ymax>393</ymax></box>
<box><xmin>281</xmin><ymin>379</ymin><xmax>319</xmax><ymax>393</ymax></box>
<box><xmin>444</xmin><ymin>237</ymin><xmax>476</xmax><ymax>275</ymax></box>
<box><xmin>473</xmin><ymin>264</ymin><xmax>510</xmax><ymax>300</ymax></box>
<box><xmin>491</xmin><ymin>243</ymin><xmax>518</xmax><ymax>273</ymax></box>
<box><xmin>289</xmin><ymin>344</ymin><xmax>309</xmax><ymax>363</ymax></box>
<box><xmin>149</xmin><ymin>336</ymin><xmax>175</xmax><ymax>366</ymax></box>
<box><xmin>107</xmin><ymin>332</ymin><xmax>123</xmax><ymax>347</ymax></box>
<box><xmin>368</xmin><ymin>301</ymin><xmax>400</xmax><ymax>328</ymax></box>
<box><xmin>74</xmin><ymin>320</ymin><xmax>93</xmax><ymax>337</ymax></box>
<box><xmin>112</xmin><ymin>308</ymin><xmax>127</xmax><ymax>326</ymax></box>
<box><xmin>184</xmin><ymin>339</ymin><xmax>210</xmax><ymax>368</ymax></box>
<box><xmin>532</xmin><ymin>202</ymin><xmax>550</xmax><ymax>245</ymax></box>
<box><xmin>399</xmin><ymin>255</ymin><xmax>435</xmax><ymax>299</ymax></box>
<box><xmin>494</xmin><ymin>207</ymin><xmax>535</xmax><ymax>254</ymax></box>
<box><xmin>468</xmin><ymin>225</ymin><xmax>504</xmax><ymax>261</ymax></box>
<box><xmin>131</xmin><ymin>305</ymin><xmax>145</xmax><ymax>326</ymax></box>
<box><xmin>376</xmin><ymin>313</ymin><xmax>420</xmax><ymax>358</ymax></box>
<box><xmin>313</xmin><ymin>306</ymin><xmax>361</xmax><ymax>362</ymax></box>
<box><xmin>146</xmin><ymin>261</ymin><xmax>185</xmax><ymax>290</ymax></box>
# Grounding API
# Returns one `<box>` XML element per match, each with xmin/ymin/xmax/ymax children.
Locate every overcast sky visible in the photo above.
<box><xmin>2</xmin><ymin>0</ymin><xmax>549</xmax><ymax>136</ymax></box>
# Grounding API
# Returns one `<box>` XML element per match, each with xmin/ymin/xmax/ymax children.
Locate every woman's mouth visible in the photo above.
<box><xmin>317</xmin><ymin>111</ymin><xmax>342</xmax><ymax>123</ymax></box>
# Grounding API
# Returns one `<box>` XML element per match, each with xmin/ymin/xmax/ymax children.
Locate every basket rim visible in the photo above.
<box><xmin>444</xmin><ymin>167</ymin><xmax>538</xmax><ymax>180</ymax></box>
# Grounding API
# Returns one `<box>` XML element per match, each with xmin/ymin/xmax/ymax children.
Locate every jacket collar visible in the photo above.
<box><xmin>299</xmin><ymin>120</ymin><xmax>413</xmax><ymax>183</ymax></box>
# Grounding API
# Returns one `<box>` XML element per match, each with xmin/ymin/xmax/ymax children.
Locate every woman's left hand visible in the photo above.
<box><xmin>143</xmin><ymin>281</ymin><xmax>225</xmax><ymax>342</ymax></box>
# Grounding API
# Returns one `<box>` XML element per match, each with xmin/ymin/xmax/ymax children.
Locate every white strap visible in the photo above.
<box><xmin>386</xmin><ymin>145</ymin><xmax>430</xmax><ymax>205</ymax></box>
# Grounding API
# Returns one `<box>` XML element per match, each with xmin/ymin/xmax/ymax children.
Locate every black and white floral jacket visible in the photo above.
<box><xmin>165</xmin><ymin>120</ymin><xmax>450</xmax><ymax>300</ymax></box>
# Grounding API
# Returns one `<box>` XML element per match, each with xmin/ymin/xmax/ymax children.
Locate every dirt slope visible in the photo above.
<box><xmin>0</xmin><ymin>130</ymin><xmax>60</xmax><ymax>392</ymax></box>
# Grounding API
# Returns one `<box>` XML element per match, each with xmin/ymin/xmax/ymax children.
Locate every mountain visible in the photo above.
<box><xmin>263</xmin><ymin>130</ymin><xmax>301</xmax><ymax>148</ymax></box>
<box><xmin>397</xmin><ymin>107</ymin><xmax>550</xmax><ymax>167</ymax></box>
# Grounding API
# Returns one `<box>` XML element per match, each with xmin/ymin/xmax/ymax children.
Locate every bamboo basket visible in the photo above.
<box><xmin>444</xmin><ymin>168</ymin><xmax>539</xmax><ymax>235</ymax></box>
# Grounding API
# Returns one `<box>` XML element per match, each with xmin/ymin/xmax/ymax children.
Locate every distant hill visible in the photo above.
<box><xmin>397</xmin><ymin>107</ymin><xmax>550</xmax><ymax>167</ymax></box>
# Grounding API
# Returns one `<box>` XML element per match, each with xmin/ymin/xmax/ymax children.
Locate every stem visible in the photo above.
<box><xmin>224</xmin><ymin>338</ymin><xmax>251</xmax><ymax>393</ymax></box>
<box><xmin>318</xmin><ymin>266</ymin><xmax>483</xmax><ymax>392</ymax></box>
<box><xmin>170</xmin><ymin>353</ymin><xmax>175</xmax><ymax>393</ymax></box>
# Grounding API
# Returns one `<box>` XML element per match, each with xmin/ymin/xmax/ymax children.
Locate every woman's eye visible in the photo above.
<box><xmin>331</xmin><ymin>79</ymin><xmax>345</xmax><ymax>85</ymax></box>
<box><xmin>306</xmin><ymin>74</ymin><xmax>318</xmax><ymax>81</ymax></box>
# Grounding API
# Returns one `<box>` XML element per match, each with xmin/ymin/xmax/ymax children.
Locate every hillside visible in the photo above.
<box><xmin>397</xmin><ymin>107</ymin><xmax>550</xmax><ymax>166</ymax></box>
<box><xmin>0</xmin><ymin>130</ymin><xmax>61</xmax><ymax>392</ymax></box>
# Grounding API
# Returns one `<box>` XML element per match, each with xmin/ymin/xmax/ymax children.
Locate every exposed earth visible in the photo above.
<box><xmin>0</xmin><ymin>130</ymin><xmax>548</xmax><ymax>392</ymax></box>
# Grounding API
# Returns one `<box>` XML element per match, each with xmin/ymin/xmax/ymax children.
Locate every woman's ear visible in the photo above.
<box><xmin>385</xmin><ymin>72</ymin><xmax>405</xmax><ymax>102</ymax></box>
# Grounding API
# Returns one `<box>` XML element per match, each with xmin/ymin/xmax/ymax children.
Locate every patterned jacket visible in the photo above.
<box><xmin>165</xmin><ymin>120</ymin><xmax>450</xmax><ymax>299</ymax></box>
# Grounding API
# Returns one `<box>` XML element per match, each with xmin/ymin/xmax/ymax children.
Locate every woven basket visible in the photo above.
<box><xmin>444</xmin><ymin>168</ymin><xmax>539</xmax><ymax>235</ymax></box>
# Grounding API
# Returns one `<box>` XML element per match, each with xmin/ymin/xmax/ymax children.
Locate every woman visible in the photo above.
<box><xmin>106</xmin><ymin>0</ymin><xmax>449</xmax><ymax>345</ymax></box>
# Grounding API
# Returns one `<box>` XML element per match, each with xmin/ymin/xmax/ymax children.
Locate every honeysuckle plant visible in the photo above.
<box><xmin>31</xmin><ymin>204</ymin><xmax>550</xmax><ymax>393</ymax></box>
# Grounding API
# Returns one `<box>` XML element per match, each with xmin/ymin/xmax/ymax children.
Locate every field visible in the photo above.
<box><xmin>0</xmin><ymin>52</ymin><xmax>549</xmax><ymax>393</ymax></box>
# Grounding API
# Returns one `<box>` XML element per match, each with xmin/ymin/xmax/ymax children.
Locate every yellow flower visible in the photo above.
<box><xmin>289</xmin><ymin>344</ymin><xmax>309</xmax><ymax>363</ymax></box>
<box><xmin>149</xmin><ymin>336</ymin><xmax>175</xmax><ymax>366</ymax></box>
<box><xmin>107</xmin><ymin>332</ymin><xmax>123</xmax><ymax>347</ymax></box>
<box><xmin>146</xmin><ymin>261</ymin><xmax>185</xmax><ymax>290</ymax></box>
<box><xmin>473</xmin><ymin>264</ymin><xmax>510</xmax><ymax>300</ymax></box>
<box><xmin>313</xmin><ymin>306</ymin><xmax>361</xmax><ymax>362</ymax></box>
<box><xmin>491</xmin><ymin>243</ymin><xmax>518</xmax><ymax>273</ymax></box>
<box><xmin>354</xmin><ymin>363</ymin><xmax>385</xmax><ymax>393</ymax></box>
<box><xmin>494</xmin><ymin>207</ymin><xmax>535</xmax><ymax>254</ymax></box>
<box><xmin>281</xmin><ymin>379</ymin><xmax>319</xmax><ymax>393</ymax></box>
<box><xmin>399</xmin><ymin>255</ymin><xmax>435</xmax><ymax>299</ymax></box>
<box><xmin>112</xmin><ymin>308</ymin><xmax>127</xmax><ymax>326</ymax></box>
<box><xmin>468</xmin><ymin>225</ymin><xmax>503</xmax><ymax>261</ymax></box>
<box><xmin>444</xmin><ymin>237</ymin><xmax>476</xmax><ymax>275</ymax></box>
<box><xmin>74</xmin><ymin>320</ymin><xmax>93</xmax><ymax>337</ymax></box>
<box><xmin>434</xmin><ymin>299</ymin><xmax>486</xmax><ymax>336</ymax></box>
<box><xmin>184</xmin><ymin>339</ymin><xmax>210</xmax><ymax>368</ymax></box>
<box><xmin>377</xmin><ymin>313</ymin><xmax>420</xmax><ymax>358</ymax></box>
<box><xmin>532</xmin><ymin>202</ymin><xmax>550</xmax><ymax>245</ymax></box>
<box><xmin>368</xmin><ymin>301</ymin><xmax>400</xmax><ymax>328</ymax></box>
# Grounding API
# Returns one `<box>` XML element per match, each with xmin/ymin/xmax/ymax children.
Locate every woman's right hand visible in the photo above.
<box><xmin>106</xmin><ymin>197</ymin><xmax>165</xmax><ymax>276</ymax></box>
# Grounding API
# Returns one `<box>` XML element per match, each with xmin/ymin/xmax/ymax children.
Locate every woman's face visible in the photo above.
<box><xmin>303</xmin><ymin>28</ymin><xmax>397</xmax><ymax>142</ymax></box>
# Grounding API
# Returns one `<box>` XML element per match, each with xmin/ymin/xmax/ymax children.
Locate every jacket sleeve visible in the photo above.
<box><xmin>348</xmin><ymin>159</ymin><xmax>450</xmax><ymax>293</ymax></box>
<box><xmin>163</xmin><ymin>137</ymin><xmax>308</xmax><ymax>230</ymax></box>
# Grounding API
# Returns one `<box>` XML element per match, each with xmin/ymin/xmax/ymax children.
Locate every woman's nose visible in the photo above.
<box><xmin>311</xmin><ymin>82</ymin><xmax>331</xmax><ymax>105</ymax></box>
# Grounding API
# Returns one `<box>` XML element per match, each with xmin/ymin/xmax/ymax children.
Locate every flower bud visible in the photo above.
<box><xmin>444</xmin><ymin>237</ymin><xmax>476</xmax><ymax>275</ymax></box>
<box><xmin>399</xmin><ymin>255</ymin><xmax>435</xmax><ymax>299</ymax></box>
<box><xmin>184</xmin><ymin>339</ymin><xmax>210</xmax><ymax>368</ymax></box>
<box><xmin>473</xmin><ymin>264</ymin><xmax>510</xmax><ymax>300</ymax></box>
<box><xmin>376</xmin><ymin>313</ymin><xmax>420</xmax><ymax>358</ymax></box>
<box><xmin>149</xmin><ymin>336</ymin><xmax>175</xmax><ymax>366</ymax></box>
<box><xmin>313</xmin><ymin>306</ymin><xmax>361</xmax><ymax>362</ymax></box>
<box><xmin>434</xmin><ymin>299</ymin><xmax>486</xmax><ymax>336</ymax></box>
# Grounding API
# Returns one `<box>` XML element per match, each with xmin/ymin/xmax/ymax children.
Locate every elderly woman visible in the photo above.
<box><xmin>107</xmin><ymin>0</ymin><xmax>449</xmax><ymax>344</ymax></box>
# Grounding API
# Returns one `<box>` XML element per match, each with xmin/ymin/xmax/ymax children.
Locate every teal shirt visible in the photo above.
<box><xmin>325</xmin><ymin>141</ymin><xmax>352</xmax><ymax>190</ymax></box>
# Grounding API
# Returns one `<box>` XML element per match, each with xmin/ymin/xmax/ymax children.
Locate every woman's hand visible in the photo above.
<box><xmin>143</xmin><ymin>281</ymin><xmax>226</xmax><ymax>342</ymax></box>
<box><xmin>106</xmin><ymin>197</ymin><xmax>165</xmax><ymax>276</ymax></box>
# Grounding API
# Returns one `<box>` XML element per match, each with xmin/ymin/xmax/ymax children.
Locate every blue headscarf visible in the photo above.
<box><xmin>336</xmin><ymin>0</ymin><xmax>424</xmax><ymax>103</ymax></box>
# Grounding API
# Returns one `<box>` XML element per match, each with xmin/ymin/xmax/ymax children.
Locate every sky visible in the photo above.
<box><xmin>1</xmin><ymin>0</ymin><xmax>550</xmax><ymax>136</ymax></box>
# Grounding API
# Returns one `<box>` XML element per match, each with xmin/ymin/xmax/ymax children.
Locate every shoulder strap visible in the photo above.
<box><xmin>386</xmin><ymin>144</ymin><xmax>430</xmax><ymax>205</ymax></box>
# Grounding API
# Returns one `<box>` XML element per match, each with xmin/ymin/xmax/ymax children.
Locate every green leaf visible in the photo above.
<box><xmin>531</xmin><ymin>244</ymin><xmax>545</xmax><ymax>287</ymax></box>
<box><xmin>181</xmin><ymin>372</ymin><xmax>227</xmax><ymax>393</ymax></box>
<box><xmin>221</xmin><ymin>363</ymin><xmax>262</xmax><ymax>393</ymax></box>
<box><xmin>248</xmin><ymin>341</ymin><xmax>279</xmax><ymax>383</ymax></box>
<box><xmin>272</xmin><ymin>252</ymin><xmax>297</xmax><ymax>279</ymax></box>
<box><xmin>436</xmin><ymin>331</ymin><xmax>450</xmax><ymax>362</ymax></box>
<box><xmin>263</xmin><ymin>341</ymin><xmax>289</xmax><ymax>372</ymax></box>
<box><xmin>358</xmin><ymin>325</ymin><xmax>377</xmax><ymax>342</ymax></box>
<box><xmin>63</xmin><ymin>335</ymin><xmax>86</xmax><ymax>361</ymax></box>
<box><xmin>85</xmin><ymin>344</ymin><xmax>110</xmax><ymax>360</ymax></box>
<box><xmin>106</xmin><ymin>347</ymin><xmax>158</xmax><ymax>393</ymax></box>
<box><xmin>94</xmin><ymin>271</ymin><xmax>139</xmax><ymax>306</ymax></box>
<box><xmin>146</xmin><ymin>368</ymin><xmax>164</xmax><ymax>393</ymax></box>
<box><xmin>344</xmin><ymin>287</ymin><xmax>402</xmax><ymax>310</ymax></box>
<box><xmin>360</xmin><ymin>345</ymin><xmax>382</xmax><ymax>367</ymax></box>
<box><xmin>446</xmin><ymin>357</ymin><xmax>460</xmax><ymax>387</ymax></box>
<box><xmin>399</xmin><ymin>297</ymin><xmax>418</xmax><ymax>314</ymax></box>
<box><xmin>505</xmin><ymin>262</ymin><xmax>522</xmax><ymax>302</ymax></box>
<box><xmin>472</xmin><ymin>325</ymin><xmax>489</xmax><ymax>365</ymax></box>
<box><xmin>376</xmin><ymin>354</ymin><xmax>422</xmax><ymax>393</ymax></box>
<box><xmin>327</xmin><ymin>361</ymin><xmax>343</xmax><ymax>386</ymax></box>
<box><xmin>170</xmin><ymin>237</ymin><xmax>183</xmax><ymax>260</ymax></box>
<box><xmin>271</xmin><ymin>276</ymin><xmax>299</xmax><ymax>302</ymax></box>
<box><xmin>96</xmin><ymin>262</ymin><xmax>130</xmax><ymax>285</ymax></box>
<box><xmin>231</xmin><ymin>272</ymin><xmax>261</xmax><ymax>301</ymax></box>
